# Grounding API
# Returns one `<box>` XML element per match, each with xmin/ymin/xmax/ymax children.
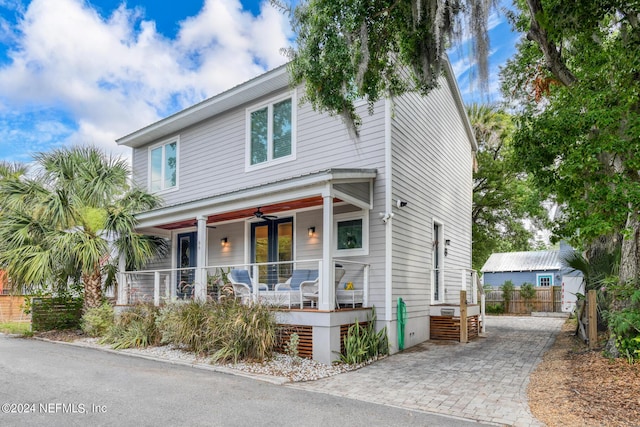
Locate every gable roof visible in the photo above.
<box><xmin>117</xmin><ymin>64</ymin><xmax>290</xmax><ymax>148</ymax></box>
<box><xmin>117</xmin><ymin>59</ymin><xmax>477</xmax><ymax>151</ymax></box>
<box><xmin>481</xmin><ymin>250</ymin><xmax>562</xmax><ymax>273</ymax></box>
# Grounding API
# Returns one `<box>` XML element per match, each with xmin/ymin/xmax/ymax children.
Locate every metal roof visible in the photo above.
<box><xmin>481</xmin><ymin>250</ymin><xmax>562</xmax><ymax>273</ymax></box>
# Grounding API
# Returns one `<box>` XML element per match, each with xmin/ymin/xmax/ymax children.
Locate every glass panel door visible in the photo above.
<box><xmin>251</xmin><ymin>218</ymin><xmax>293</xmax><ymax>287</ymax></box>
<box><xmin>433</xmin><ymin>223</ymin><xmax>441</xmax><ymax>301</ymax></box>
<box><xmin>177</xmin><ymin>232</ymin><xmax>196</xmax><ymax>299</ymax></box>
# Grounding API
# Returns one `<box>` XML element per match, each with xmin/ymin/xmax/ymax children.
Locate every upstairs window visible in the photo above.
<box><xmin>247</xmin><ymin>95</ymin><xmax>295</xmax><ymax>168</ymax></box>
<box><xmin>150</xmin><ymin>138</ymin><xmax>177</xmax><ymax>192</ymax></box>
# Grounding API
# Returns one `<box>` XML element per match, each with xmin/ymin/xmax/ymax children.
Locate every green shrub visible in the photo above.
<box><xmin>500</xmin><ymin>281</ymin><xmax>515</xmax><ymax>314</ymax></box>
<box><xmin>156</xmin><ymin>300</ymin><xmax>219</xmax><ymax>354</ymax></box>
<box><xmin>485</xmin><ymin>303</ymin><xmax>504</xmax><ymax>314</ymax></box>
<box><xmin>284</xmin><ymin>333</ymin><xmax>300</xmax><ymax>359</ymax></box>
<box><xmin>520</xmin><ymin>283</ymin><xmax>536</xmax><ymax>312</ymax></box>
<box><xmin>210</xmin><ymin>300</ymin><xmax>277</xmax><ymax>363</ymax></box>
<box><xmin>81</xmin><ymin>302</ymin><xmax>114</xmax><ymax>337</ymax></box>
<box><xmin>340</xmin><ymin>307</ymin><xmax>388</xmax><ymax>365</ymax></box>
<box><xmin>101</xmin><ymin>302</ymin><xmax>161</xmax><ymax>349</ymax></box>
<box><xmin>30</xmin><ymin>297</ymin><xmax>83</xmax><ymax>331</ymax></box>
<box><xmin>604</xmin><ymin>285</ymin><xmax>640</xmax><ymax>363</ymax></box>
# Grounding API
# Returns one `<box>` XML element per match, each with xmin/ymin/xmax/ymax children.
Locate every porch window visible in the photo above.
<box><xmin>537</xmin><ymin>274</ymin><xmax>553</xmax><ymax>287</ymax></box>
<box><xmin>334</xmin><ymin>212</ymin><xmax>368</xmax><ymax>256</ymax></box>
<box><xmin>149</xmin><ymin>138</ymin><xmax>178</xmax><ymax>192</ymax></box>
<box><xmin>247</xmin><ymin>95</ymin><xmax>295</xmax><ymax>168</ymax></box>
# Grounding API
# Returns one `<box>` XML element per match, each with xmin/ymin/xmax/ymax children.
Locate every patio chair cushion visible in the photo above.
<box><xmin>229</xmin><ymin>269</ymin><xmax>253</xmax><ymax>289</ymax></box>
<box><xmin>287</xmin><ymin>269</ymin><xmax>313</xmax><ymax>290</ymax></box>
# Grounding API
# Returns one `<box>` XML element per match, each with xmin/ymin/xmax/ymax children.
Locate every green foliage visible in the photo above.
<box><xmin>520</xmin><ymin>283</ymin><xmax>536</xmax><ymax>312</ymax></box>
<box><xmin>284</xmin><ymin>332</ymin><xmax>300</xmax><ymax>359</ymax></box>
<box><xmin>603</xmin><ymin>284</ymin><xmax>640</xmax><ymax>363</ymax></box>
<box><xmin>156</xmin><ymin>300</ymin><xmax>219</xmax><ymax>355</ymax></box>
<box><xmin>485</xmin><ymin>303</ymin><xmax>504</xmax><ymax>314</ymax></box>
<box><xmin>210</xmin><ymin>300</ymin><xmax>277</xmax><ymax>363</ymax></box>
<box><xmin>30</xmin><ymin>297</ymin><xmax>83</xmax><ymax>331</ymax></box>
<box><xmin>101</xmin><ymin>303</ymin><xmax>161</xmax><ymax>349</ymax></box>
<box><xmin>520</xmin><ymin>283</ymin><xmax>536</xmax><ymax>300</ymax></box>
<box><xmin>500</xmin><ymin>281</ymin><xmax>515</xmax><ymax>314</ymax></box>
<box><xmin>339</xmin><ymin>307</ymin><xmax>388</xmax><ymax>365</ymax></box>
<box><xmin>0</xmin><ymin>322</ymin><xmax>31</xmax><ymax>335</ymax></box>
<box><xmin>468</xmin><ymin>104</ymin><xmax>548</xmax><ymax>270</ymax></box>
<box><xmin>80</xmin><ymin>302</ymin><xmax>115</xmax><ymax>337</ymax></box>
<box><xmin>283</xmin><ymin>0</ymin><xmax>493</xmax><ymax>132</ymax></box>
<box><xmin>99</xmin><ymin>299</ymin><xmax>278</xmax><ymax>362</ymax></box>
<box><xmin>501</xmin><ymin>1</ymin><xmax>640</xmax><ymax>255</ymax></box>
<box><xmin>0</xmin><ymin>146</ymin><xmax>168</xmax><ymax>309</ymax></box>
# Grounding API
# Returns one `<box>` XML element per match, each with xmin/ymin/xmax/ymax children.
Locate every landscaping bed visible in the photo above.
<box><xmin>528</xmin><ymin>321</ymin><xmax>640</xmax><ymax>426</ymax></box>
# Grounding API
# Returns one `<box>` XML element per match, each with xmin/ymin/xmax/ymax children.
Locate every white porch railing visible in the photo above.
<box><xmin>119</xmin><ymin>259</ymin><xmax>370</xmax><ymax>310</ymax></box>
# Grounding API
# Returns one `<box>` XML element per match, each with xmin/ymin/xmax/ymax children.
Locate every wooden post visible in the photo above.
<box><xmin>588</xmin><ymin>289</ymin><xmax>598</xmax><ymax>349</ymax></box>
<box><xmin>460</xmin><ymin>290</ymin><xmax>468</xmax><ymax>343</ymax></box>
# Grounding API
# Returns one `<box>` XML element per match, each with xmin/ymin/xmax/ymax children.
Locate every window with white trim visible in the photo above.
<box><xmin>149</xmin><ymin>138</ymin><xmax>178</xmax><ymax>192</ymax></box>
<box><xmin>247</xmin><ymin>95</ymin><xmax>295</xmax><ymax>168</ymax></box>
<box><xmin>334</xmin><ymin>211</ymin><xmax>368</xmax><ymax>256</ymax></box>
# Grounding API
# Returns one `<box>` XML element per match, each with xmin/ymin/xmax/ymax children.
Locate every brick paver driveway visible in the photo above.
<box><xmin>289</xmin><ymin>315</ymin><xmax>565</xmax><ymax>427</ymax></box>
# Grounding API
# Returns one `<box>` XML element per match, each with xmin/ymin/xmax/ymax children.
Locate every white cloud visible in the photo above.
<box><xmin>0</xmin><ymin>0</ymin><xmax>291</xmax><ymax>162</ymax></box>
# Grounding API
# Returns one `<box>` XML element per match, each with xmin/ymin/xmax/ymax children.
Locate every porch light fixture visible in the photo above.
<box><xmin>307</xmin><ymin>226</ymin><xmax>316</xmax><ymax>237</ymax></box>
<box><xmin>220</xmin><ymin>237</ymin><xmax>228</xmax><ymax>246</ymax></box>
<box><xmin>445</xmin><ymin>239</ymin><xmax>451</xmax><ymax>256</ymax></box>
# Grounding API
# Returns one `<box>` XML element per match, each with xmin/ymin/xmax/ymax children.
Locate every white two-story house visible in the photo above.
<box><xmin>116</xmin><ymin>61</ymin><xmax>479</xmax><ymax>364</ymax></box>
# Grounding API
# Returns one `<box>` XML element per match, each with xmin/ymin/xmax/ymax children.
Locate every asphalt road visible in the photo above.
<box><xmin>0</xmin><ymin>335</ymin><xmax>490</xmax><ymax>427</ymax></box>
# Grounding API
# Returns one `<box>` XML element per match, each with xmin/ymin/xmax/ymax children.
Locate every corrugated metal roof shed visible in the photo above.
<box><xmin>481</xmin><ymin>250</ymin><xmax>561</xmax><ymax>273</ymax></box>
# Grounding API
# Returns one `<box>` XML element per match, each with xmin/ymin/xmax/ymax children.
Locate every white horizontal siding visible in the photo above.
<box><xmin>390</xmin><ymin>75</ymin><xmax>474</xmax><ymax>316</ymax></box>
<box><xmin>132</xmin><ymin>87</ymin><xmax>387</xmax><ymax>208</ymax></box>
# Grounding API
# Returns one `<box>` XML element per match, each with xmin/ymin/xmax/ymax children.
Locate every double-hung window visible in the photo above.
<box><xmin>247</xmin><ymin>95</ymin><xmax>295</xmax><ymax>168</ymax></box>
<box><xmin>149</xmin><ymin>138</ymin><xmax>178</xmax><ymax>192</ymax></box>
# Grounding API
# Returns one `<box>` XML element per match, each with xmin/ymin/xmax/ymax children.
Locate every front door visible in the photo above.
<box><xmin>177</xmin><ymin>232</ymin><xmax>197</xmax><ymax>298</ymax></box>
<box><xmin>251</xmin><ymin>218</ymin><xmax>293</xmax><ymax>286</ymax></box>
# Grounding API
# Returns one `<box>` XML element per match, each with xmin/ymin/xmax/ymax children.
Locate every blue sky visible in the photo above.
<box><xmin>0</xmin><ymin>0</ymin><xmax>520</xmax><ymax>164</ymax></box>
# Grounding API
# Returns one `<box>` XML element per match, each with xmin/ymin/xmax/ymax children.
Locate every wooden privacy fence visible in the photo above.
<box><xmin>485</xmin><ymin>287</ymin><xmax>562</xmax><ymax>314</ymax></box>
<box><xmin>0</xmin><ymin>295</ymin><xmax>30</xmax><ymax>323</ymax></box>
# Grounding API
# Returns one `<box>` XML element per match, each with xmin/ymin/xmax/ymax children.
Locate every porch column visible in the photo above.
<box><xmin>318</xmin><ymin>191</ymin><xmax>334</xmax><ymax>310</ymax></box>
<box><xmin>117</xmin><ymin>253</ymin><xmax>127</xmax><ymax>305</ymax></box>
<box><xmin>194</xmin><ymin>215</ymin><xmax>207</xmax><ymax>302</ymax></box>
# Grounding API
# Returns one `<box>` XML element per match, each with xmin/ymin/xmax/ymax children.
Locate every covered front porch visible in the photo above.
<box><xmin>117</xmin><ymin>169</ymin><xmax>377</xmax><ymax>363</ymax></box>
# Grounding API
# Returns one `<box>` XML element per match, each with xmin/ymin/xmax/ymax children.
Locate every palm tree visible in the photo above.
<box><xmin>0</xmin><ymin>147</ymin><xmax>167</xmax><ymax>310</ymax></box>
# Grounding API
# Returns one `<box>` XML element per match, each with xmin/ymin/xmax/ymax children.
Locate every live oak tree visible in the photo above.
<box><xmin>0</xmin><ymin>147</ymin><xmax>167</xmax><ymax>310</ymax></box>
<box><xmin>468</xmin><ymin>104</ymin><xmax>548</xmax><ymax>271</ymax></box>
<box><xmin>277</xmin><ymin>0</ymin><xmax>495</xmax><ymax>132</ymax></box>
<box><xmin>501</xmin><ymin>0</ymin><xmax>640</xmax><ymax>287</ymax></box>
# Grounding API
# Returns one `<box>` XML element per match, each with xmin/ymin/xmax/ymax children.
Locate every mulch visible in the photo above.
<box><xmin>528</xmin><ymin>321</ymin><xmax>640</xmax><ymax>426</ymax></box>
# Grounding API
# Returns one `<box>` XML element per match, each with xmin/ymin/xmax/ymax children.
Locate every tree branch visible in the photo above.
<box><xmin>525</xmin><ymin>0</ymin><xmax>577</xmax><ymax>87</ymax></box>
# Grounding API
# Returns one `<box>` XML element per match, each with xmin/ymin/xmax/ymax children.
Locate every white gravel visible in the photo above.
<box><xmin>78</xmin><ymin>338</ymin><xmax>380</xmax><ymax>382</ymax></box>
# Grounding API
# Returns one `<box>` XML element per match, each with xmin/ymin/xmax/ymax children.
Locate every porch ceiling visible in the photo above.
<box><xmin>157</xmin><ymin>196</ymin><xmax>339</xmax><ymax>230</ymax></box>
<box><xmin>135</xmin><ymin>168</ymin><xmax>376</xmax><ymax>231</ymax></box>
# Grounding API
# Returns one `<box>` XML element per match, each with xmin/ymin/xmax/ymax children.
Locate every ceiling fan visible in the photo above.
<box><xmin>252</xmin><ymin>207</ymin><xmax>277</xmax><ymax>221</ymax></box>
